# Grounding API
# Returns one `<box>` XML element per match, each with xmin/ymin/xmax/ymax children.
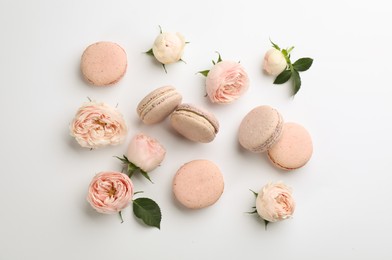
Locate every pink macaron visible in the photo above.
<box><xmin>81</xmin><ymin>41</ymin><xmax>127</xmax><ymax>86</ymax></box>
<box><xmin>170</xmin><ymin>103</ymin><xmax>219</xmax><ymax>143</ymax></box>
<box><xmin>238</xmin><ymin>105</ymin><xmax>283</xmax><ymax>153</ymax></box>
<box><xmin>267</xmin><ymin>122</ymin><xmax>313</xmax><ymax>170</ymax></box>
<box><xmin>172</xmin><ymin>160</ymin><xmax>224</xmax><ymax>209</ymax></box>
<box><xmin>137</xmin><ymin>86</ymin><xmax>182</xmax><ymax>124</ymax></box>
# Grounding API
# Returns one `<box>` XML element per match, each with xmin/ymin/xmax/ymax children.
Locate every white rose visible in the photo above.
<box><xmin>263</xmin><ymin>48</ymin><xmax>287</xmax><ymax>76</ymax></box>
<box><xmin>152</xmin><ymin>32</ymin><xmax>185</xmax><ymax>64</ymax></box>
<box><xmin>256</xmin><ymin>182</ymin><xmax>295</xmax><ymax>222</ymax></box>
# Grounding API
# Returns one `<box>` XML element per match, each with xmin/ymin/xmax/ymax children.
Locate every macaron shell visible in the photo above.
<box><xmin>170</xmin><ymin>104</ymin><xmax>219</xmax><ymax>143</ymax></box>
<box><xmin>173</xmin><ymin>160</ymin><xmax>224</xmax><ymax>209</ymax></box>
<box><xmin>81</xmin><ymin>41</ymin><xmax>127</xmax><ymax>86</ymax></box>
<box><xmin>137</xmin><ymin>86</ymin><xmax>182</xmax><ymax>124</ymax></box>
<box><xmin>267</xmin><ymin>122</ymin><xmax>313</xmax><ymax>170</ymax></box>
<box><xmin>238</xmin><ymin>105</ymin><xmax>283</xmax><ymax>153</ymax></box>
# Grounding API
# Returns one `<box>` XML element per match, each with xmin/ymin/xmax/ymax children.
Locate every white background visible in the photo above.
<box><xmin>1</xmin><ymin>0</ymin><xmax>392</xmax><ymax>259</ymax></box>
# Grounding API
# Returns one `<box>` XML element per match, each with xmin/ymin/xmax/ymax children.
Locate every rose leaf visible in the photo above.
<box><xmin>269</xmin><ymin>38</ymin><xmax>281</xmax><ymax>51</ymax></box>
<box><xmin>292</xmin><ymin>70</ymin><xmax>302</xmax><ymax>96</ymax></box>
<box><xmin>249</xmin><ymin>189</ymin><xmax>258</xmax><ymax>197</ymax></box>
<box><xmin>264</xmin><ymin>219</ymin><xmax>270</xmax><ymax>230</ymax></box>
<box><xmin>273</xmin><ymin>70</ymin><xmax>292</xmax><ymax>84</ymax></box>
<box><xmin>145</xmin><ymin>48</ymin><xmax>154</xmax><ymax>56</ymax></box>
<box><xmin>133</xmin><ymin>197</ymin><xmax>162</xmax><ymax>229</ymax></box>
<box><xmin>197</xmin><ymin>70</ymin><xmax>209</xmax><ymax>77</ymax></box>
<box><xmin>140</xmin><ymin>170</ymin><xmax>154</xmax><ymax>184</ymax></box>
<box><xmin>293</xmin><ymin>58</ymin><xmax>313</xmax><ymax>72</ymax></box>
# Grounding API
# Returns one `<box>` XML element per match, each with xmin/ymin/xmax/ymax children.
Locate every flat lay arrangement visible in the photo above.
<box><xmin>3</xmin><ymin>1</ymin><xmax>392</xmax><ymax>259</ymax></box>
<box><xmin>69</xmin><ymin>30</ymin><xmax>314</xmax><ymax>229</ymax></box>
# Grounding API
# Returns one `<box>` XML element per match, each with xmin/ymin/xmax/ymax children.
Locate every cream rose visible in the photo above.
<box><xmin>256</xmin><ymin>182</ymin><xmax>295</xmax><ymax>222</ymax></box>
<box><xmin>127</xmin><ymin>133</ymin><xmax>166</xmax><ymax>172</ymax></box>
<box><xmin>263</xmin><ymin>48</ymin><xmax>287</xmax><ymax>76</ymax></box>
<box><xmin>70</xmin><ymin>101</ymin><xmax>127</xmax><ymax>149</ymax></box>
<box><xmin>206</xmin><ymin>60</ymin><xmax>249</xmax><ymax>104</ymax></box>
<box><xmin>87</xmin><ymin>171</ymin><xmax>134</xmax><ymax>214</ymax></box>
<box><xmin>152</xmin><ymin>32</ymin><xmax>186</xmax><ymax>64</ymax></box>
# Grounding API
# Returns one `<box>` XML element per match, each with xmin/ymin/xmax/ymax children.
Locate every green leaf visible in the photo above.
<box><xmin>158</xmin><ymin>25</ymin><xmax>162</xmax><ymax>34</ymax></box>
<box><xmin>274</xmin><ymin>70</ymin><xmax>292</xmax><ymax>84</ymax></box>
<box><xmin>249</xmin><ymin>189</ymin><xmax>258</xmax><ymax>197</ymax></box>
<box><xmin>216</xmin><ymin>52</ymin><xmax>222</xmax><ymax>63</ymax></box>
<box><xmin>286</xmin><ymin>46</ymin><xmax>295</xmax><ymax>54</ymax></box>
<box><xmin>292</xmin><ymin>70</ymin><xmax>302</xmax><ymax>96</ymax></box>
<box><xmin>269</xmin><ymin>39</ymin><xmax>280</xmax><ymax>51</ymax></box>
<box><xmin>145</xmin><ymin>48</ymin><xmax>154</xmax><ymax>56</ymax></box>
<box><xmin>281</xmin><ymin>49</ymin><xmax>288</xmax><ymax>57</ymax></box>
<box><xmin>140</xmin><ymin>170</ymin><xmax>154</xmax><ymax>183</ymax></box>
<box><xmin>197</xmin><ymin>70</ymin><xmax>210</xmax><ymax>77</ymax></box>
<box><xmin>293</xmin><ymin>58</ymin><xmax>313</xmax><ymax>72</ymax></box>
<box><xmin>162</xmin><ymin>64</ymin><xmax>167</xmax><ymax>73</ymax></box>
<box><xmin>133</xmin><ymin>198</ymin><xmax>162</xmax><ymax>229</ymax></box>
<box><xmin>264</xmin><ymin>219</ymin><xmax>270</xmax><ymax>230</ymax></box>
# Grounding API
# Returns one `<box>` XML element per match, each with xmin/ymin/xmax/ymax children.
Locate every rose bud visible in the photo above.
<box><xmin>206</xmin><ymin>60</ymin><xmax>250</xmax><ymax>104</ymax></box>
<box><xmin>256</xmin><ymin>182</ymin><xmax>295</xmax><ymax>222</ymax></box>
<box><xmin>263</xmin><ymin>48</ymin><xmax>287</xmax><ymax>76</ymax></box>
<box><xmin>87</xmin><ymin>171</ymin><xmax>134</xmax><ymax>214</ymax></box>
<box><xmin>70</xmin><ymin>101</ymin><xmax>127</xmax><ymax>149</ymax></box>
<box><xmin>127</xmin><ymin>133</ymin><xmax>166</xmax><ymax>173</ymax></box>
<box><xmin>152</xmin><ymin>32</ymin><xmax>186</xmax><ymax>64</ymax></box>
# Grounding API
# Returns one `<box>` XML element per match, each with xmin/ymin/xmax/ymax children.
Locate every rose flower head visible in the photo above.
<box><xmin>146</xmin><ymin>27</ymin><xmax>186</xmax><ymax>73</ymax></box>
<box><xmin>127</xmin><ymin>133</ymin><xmax>166</xmax><ymax>172</ymax></box>
<box><xmin>87</xmin><ymin>171</ymin><xmax>134</xmax><ymax>214</ymax></box>
<box><xmin>199</xmin><ymin>53</ymin><xmax>249</xmax><ymax>104</ymax></box>
<box><xmin>263</xmin><ymin>48</ymin><xmax>287</xmax><ymax>76</ymax></box>
<box><xmin>70</xmin><ymin>101</ymin><xmax>127</xmax><ymax>149</ymax></box>
<box><xmin>255</xmin><ymin>182</ymin><xmax>295</xmax><ymax>223</ymax></box>
<box><xmin>117</xmin><ymin>133</ymin><xmax>166</xmax><ymax>182</ymax></box>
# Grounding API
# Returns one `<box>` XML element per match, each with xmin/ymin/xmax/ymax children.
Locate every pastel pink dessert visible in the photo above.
<box><xmin>81</xmin><ymin>41</ymin><xmax>127</xmax><ymax>86</ymax></box>
<box><xmin>172</xmin><ymin>160</ymin><xmax>224</xmax><ymax>209</ymax></box>
<box><xmin>268</xmin><ymin>122</ymin><xmax>313</xmax><ymax>170</ymax></box>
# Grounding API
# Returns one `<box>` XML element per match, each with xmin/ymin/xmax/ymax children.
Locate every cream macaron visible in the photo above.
<box><xmin>137</xmin><ymin>86</ymin><xmax>182</xmax><ymax>124</ymax></box>
<box><xmin>238</xmin><ymin>105</ymin><xmax>284</xmax><ymax>153</ymax></box>
<box><xmin>268</xmin><ymin>122</ymin><xmax>313</xmax><ymax>170</ymax></box>
<box><xmin>170</xmin><ymin>104</ymin><xmax>219</xmax><ymax>143</ymax></box>
<box><xmin>81</xmin><ymin>41</ymin><xmax>127</xmax><ymax>86</ymax></box>
<box><xmin>172</xmin><ymin>160</ymin><xmax>224</xmax><ymax>209</ymax></box>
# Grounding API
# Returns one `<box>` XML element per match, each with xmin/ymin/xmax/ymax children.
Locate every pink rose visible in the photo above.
<box><xmin>127</xmin><ymin>133</ymin><xmax>166</xmax><ymax>172</ymax></box>
<box><xmin>263</xmin><ymin>48</ymin><xmax>287</xmax><ymax>76</ymax></box>
<box><xmin>70</xmin><ymin>101</ymin><xmax>127</xmax><ymax>149</ymax></box>
<box><xmin>256</xmin><ymin>182</ymin><xmax>295</xmax><ymax>222</ymax></box>
<box><xmin>87</xmin><ymin>171</ymin><xmax>134</xmax><ymax>214</ymax></box>
<box><xmin>206</xmin><ymin>60</ymin><xmax>249</xmax><ymax>104</ymax></box>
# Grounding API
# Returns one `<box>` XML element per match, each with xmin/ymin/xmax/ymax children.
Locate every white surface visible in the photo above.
<box><xmin>1</xmin><ymin>0</ymin><xmax>392</xmax><ymax>259</ymax></box>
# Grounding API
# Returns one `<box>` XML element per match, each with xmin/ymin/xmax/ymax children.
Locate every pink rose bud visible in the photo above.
<box><xmin>256</xmin><ymin>182</ymin><xmax>295</xmax><ymax>222</ymax></box>
<box><xmin>206</xmin><ymin>60</ymin><xmax>250</xmax><ymax>104</ymax></box>
<box><xmin>87</xmin><ymin>171</ymin><xmax>134</xmax><ymax>214</ymax></box>
<box><xmin>152</xmin><ymin>32</ymin><xmax>186</xmax><ymax>64</ymax></box>
<box><xmin>127</xmin><ymin>133</ymin><xmax>166</xmax><ymax>172</ymax></box>
<box><xmin>263</xmin><ymin>48</ymin><xmax>287</xmax><ymax>76</ymax></box>
<box><xmin>70</xmin><ymin>101</ymin><xmax>127</xmax><ymax>149</ymax></box>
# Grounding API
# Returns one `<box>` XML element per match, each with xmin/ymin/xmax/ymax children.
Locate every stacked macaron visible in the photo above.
<box><xmin>136</xmin><ymin>86</ymin><xmax>220</xmax><ymax>143</ymax></box>
<box><xmin>238</xmin><ymin>105</ymin><xmax>313</xmax><ymax>170</ymax></box>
